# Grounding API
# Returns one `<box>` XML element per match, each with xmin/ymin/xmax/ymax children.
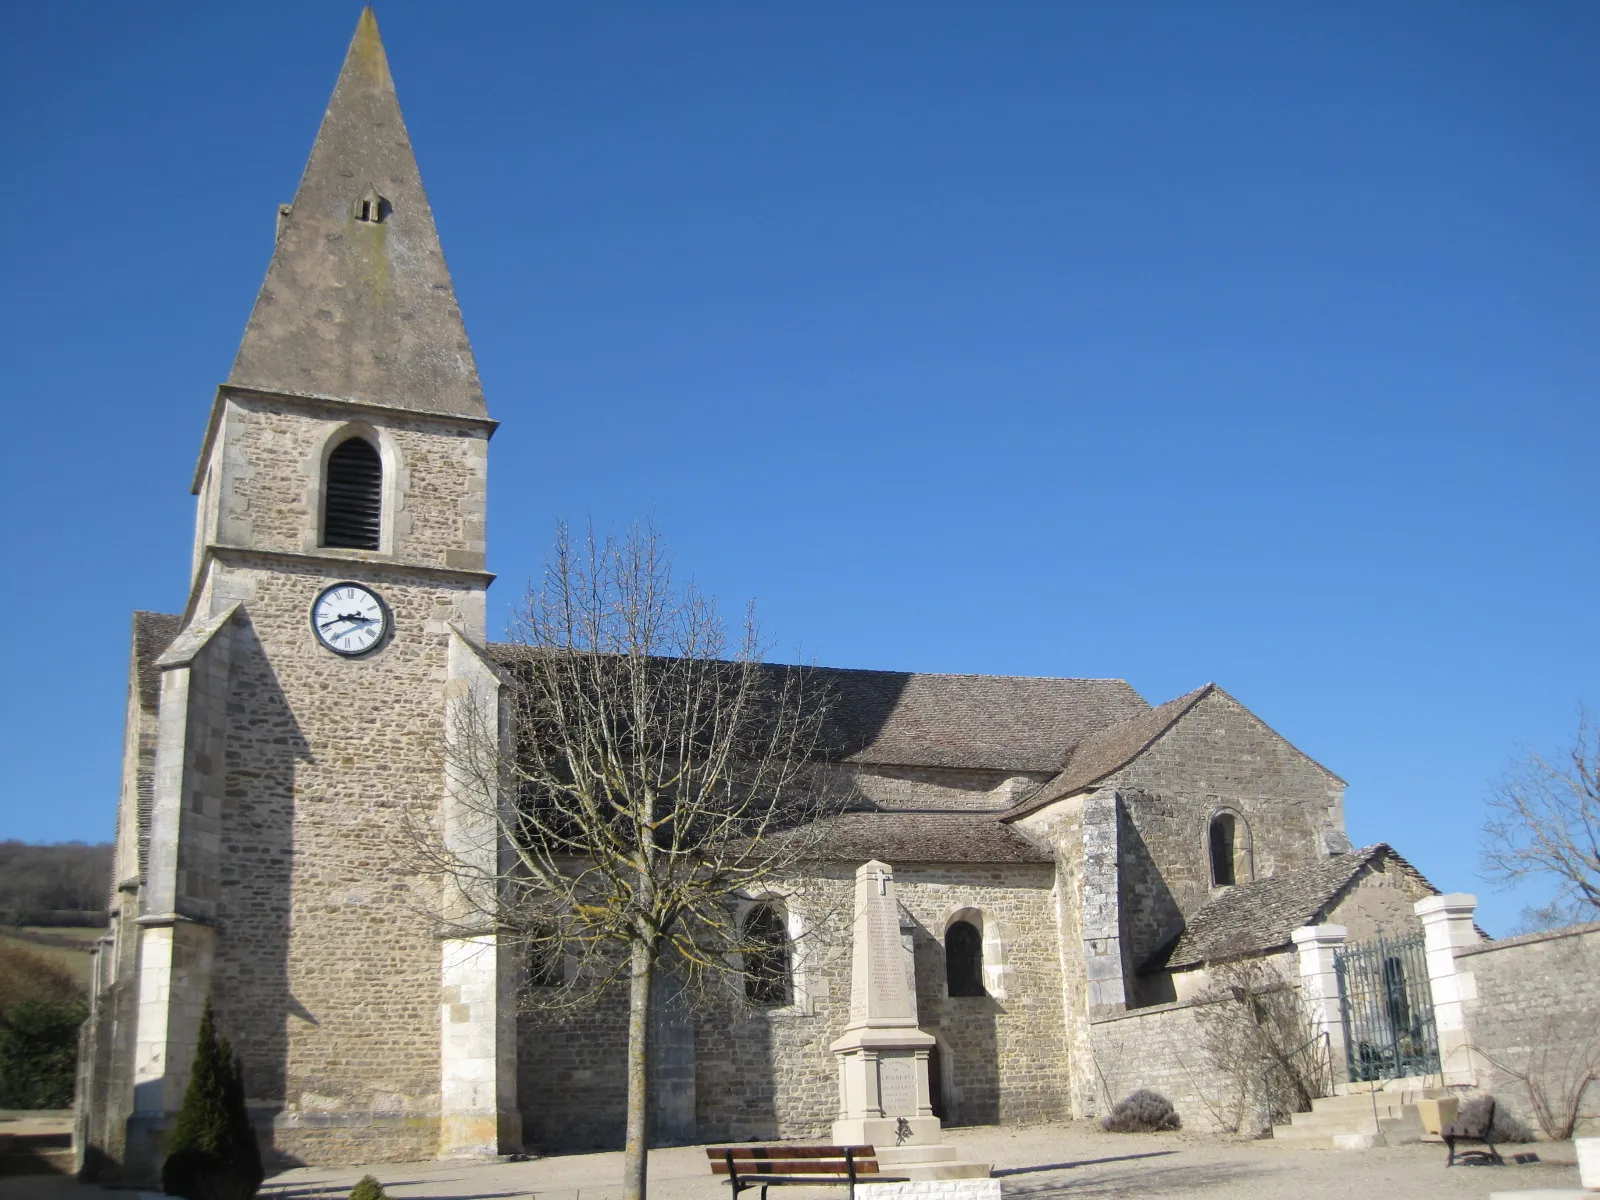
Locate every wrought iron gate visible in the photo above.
<box><xmin>1334</xmin><ymin>933</ymin><xmax>1440</xmax><ymax>1081</ymax></box>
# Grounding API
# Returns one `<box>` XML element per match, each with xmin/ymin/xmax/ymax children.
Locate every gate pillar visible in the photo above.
<box><xmin>1292</xmin><ymin>924</ymin><xmax>1349</xmax><ymax>1087</ymax></box>
<box><xmin>1414</xmin><ymin>893</ymin><xmax>1484</xmax><ymax>1086</ymax></box>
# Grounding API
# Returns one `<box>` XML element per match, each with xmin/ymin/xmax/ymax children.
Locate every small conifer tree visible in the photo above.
<box><xmin>348</xmin><ymin>1176</ymin><xmax>390</xmax><ymax>1200</ymax></box>
<box><xmin>161</xmin><ymin>998</ymin><xmax>264</xmax><ymax>1200</ymax></box>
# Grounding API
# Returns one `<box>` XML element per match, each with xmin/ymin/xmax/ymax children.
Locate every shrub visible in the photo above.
<box><xmin>1102</xmin><ymin>1088</ymin><xmax>1181</xmax><ymax>1133</ymax></box>
<box><xmin>348</xmin><ymin>1177</ymin><xmax>390</xmax><ymax>1200</ymax></box>
<box><xmin>0</xmin><ymin>944</ymin><xmax>83</xmax><ymax>1012</ymax></box>
<box><xmin>161</xmin><ymin>1000</ymin><xmax>263</xmax><ymax>1200</ymax></box>
<box><xmin>1488</xmin><ymin>1099</ymin><xmax>1536</xmax><ymax>1144</ymax></box>
<box><xmin>0</xmin><ymin>997</ymin><xmax>87</xmax><ymax>1108</ymax></box>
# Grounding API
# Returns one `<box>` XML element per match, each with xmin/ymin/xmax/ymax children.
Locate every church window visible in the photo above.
<box><xmin>322</xmin><ymin>436</ymin><xmax>382</xmax><ymax>550</ymax></box>
<box><xmin>1209</xmin><ymin>812</ymin><xmax>1237</xmax><ymax>887</ymax></box>
<box><xmin>527</xmin><ymin>930</ymin><xmax>562</xmax><ymax>988</ymax></box>
<box><xmin>743</xmin><ymin>903</ymin><xmax>791</xmax><ymax>1006</ymax></box>
<box><xmin>945</xmin><ymin>919</ymin><xmax>984</xmax><ymax>997</ymax></box>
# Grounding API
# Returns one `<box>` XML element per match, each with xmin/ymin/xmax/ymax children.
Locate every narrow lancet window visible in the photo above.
<box><xmin>323</xmin><ymin>436</ymin><xmax>382</xmax><ymax>550</ymax></box>
<box><xmin>527</xmin><ymin>926</ymin><xmax>563</xmax><ymax>988</ymax></box>
<box><xmin>1209</xmin><ymin>812</ymin><xmax>1237</xmax><ymax>887</ymax></box>
<box><xmin>946</xmin><ymin>919</ymin><xmax>984</xmax><ymax>996</ymax></box>
<box><xmin>744</xmin><ymin>904</ymin><xmax>791</xmax><ymax>1006</ymax></box>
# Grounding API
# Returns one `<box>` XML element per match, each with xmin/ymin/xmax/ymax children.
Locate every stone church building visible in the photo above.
<box><xmin>79</xmin><ymin>11</ymin><xmax>1458</xmax><ymax>1183</ymax></box>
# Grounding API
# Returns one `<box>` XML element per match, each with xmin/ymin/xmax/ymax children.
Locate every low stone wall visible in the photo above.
<box><xmin>1088</xmin><ymin>1000</ymin><xmax>1241</xmax><ymax>1134</ymax></box>
<box><xmin>1456</xmin><ymin>921</ymin><xmax>1600</xmax><ymax>1137</ymax></box>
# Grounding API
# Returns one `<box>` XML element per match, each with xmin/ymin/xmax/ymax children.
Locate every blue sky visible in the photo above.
<box><xmin>2</xmin><ymin>3</ymin><xmax>1595</xmax><ymax>935</ymax></box>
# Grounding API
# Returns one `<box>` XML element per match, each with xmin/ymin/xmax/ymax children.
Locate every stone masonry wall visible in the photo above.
<box><xmin>1100</xmin><ymin>690</ymin><xmax>1346</xmax><ymax>977</ymax></box>
<box><xmin>1089</xmin><ymin>1000</ymin><xmax>1239</xmax><ymax>1134</ymax></box>
<box><xmin>1323</xmin><ymin>857</ymin><xmax>1432</xmax><ymax>944</ymax></box>
<box><xmin>199</xmin><ymin>554</ymin><xmax>485</xmax><ymax>1166</ymax></box>
<box><xmin>208</xmin><ymin>394</ymin><xmax>489</xmax><ymax>575</ymax></box>
<box><xmin>1454</xmin><ymin>922</ymin><xmax>1600</xmax><ymax>1137</ymax></box>
<box><xmin>518</xmin><ymin>862</ymin><xmax>1068</xmax><ymax>1149</ymax></box>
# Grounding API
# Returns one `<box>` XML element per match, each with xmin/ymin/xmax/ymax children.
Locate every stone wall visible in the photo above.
<box><xmin>1455</xmin><ymin>922</ymin><xmax>1600</xmax><ymax>1137</ymax></box>
<box><xmin>517</xmin><ymin>862</ymin><xmax>1068</xmax><ymax>1149</ymax></box>
<box><xmin>1088</xmin><ymin>999</ymin><xmax>1240</xmax><ymax>1134</ymax></box>
<box><xmin>205</xmin><ymin>392</ymin><xmax>490</xmax><ymax>575</ymax></box>
<box><xmin>1099</xmin><ymin>689</ymin><xmax>1346</xmax><ymax>975</ymax></box>
<box><xmin>1011</xmin><ymin>793</ymin><xmax>1109</xmax><ymax>1119</ymax></box>
<box><xmin>1324</xmin><ymin>856</ymin><xmax>1432</xmax><ymax>943</ymax></box>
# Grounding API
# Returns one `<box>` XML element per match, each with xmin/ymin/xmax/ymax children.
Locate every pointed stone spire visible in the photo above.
<box><xmin>229</xmin><ymin>9</ymin><xmax>487</xmax><ymax>418</ymax></box>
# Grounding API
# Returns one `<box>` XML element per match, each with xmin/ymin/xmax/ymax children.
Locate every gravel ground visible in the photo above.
<box><xmin>1</xmin><ymin>1120</ymin><xmax>1582</xmax><ymax>1200</ymax></box>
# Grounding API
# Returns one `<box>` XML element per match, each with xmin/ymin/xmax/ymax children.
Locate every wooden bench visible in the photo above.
<box><xmin>707</xmin><ymin>1145</ymin><xmax>908</xmax><ymax>1200</ymax></box>
<box><xmin>1443</xmin><ymin>1094</ymin><xmax>1504</xmax><ymax>1167</ymax></box>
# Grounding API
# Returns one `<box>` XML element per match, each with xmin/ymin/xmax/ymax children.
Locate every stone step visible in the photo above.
<box><xmin>0</xmin><ymin>1130</ymin><xmax>74</xmax><ymax>1177</ymax></box>
<box><xmin>874</xmin><ymin>1144</ymin><xmax>991</xmax><ymax>1181</ymax></box>
<box><xmin>895</xmin><ymin>1162</ymin><xmax>993</xmax><ymax>1182</ymax></box>
<box><xmin>1272</xmin><ymin>1104</ymin><xmax>1426</xmax><ymax>1149</ymax></box>
<box><xmin>877</xmin><ymin>1145</ymin><xmax>961</xmax><ymax>1165</ymax></box>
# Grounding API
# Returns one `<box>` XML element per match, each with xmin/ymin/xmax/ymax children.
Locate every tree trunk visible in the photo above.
<box><xmin>622</xmin><ymin>936</ymin><xmax>655</xmax><ymax>1200</ymax></box>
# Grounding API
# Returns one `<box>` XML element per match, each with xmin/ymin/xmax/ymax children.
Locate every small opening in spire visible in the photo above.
<box><xmin>353</xmin><ymin>185</ymin><xmax>388</xmax><ymax>224</ymax></box>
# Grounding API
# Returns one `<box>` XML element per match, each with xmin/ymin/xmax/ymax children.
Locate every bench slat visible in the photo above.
<box><xmin>710</xmin><ymin>1160</ymin><xmax>882</xmax><ymax>1175</ymax></box>
<box><xmin>724</xmin><ymin>1176</ymin><xmax>908</xmax><ymax>1187</ymax></box>
<box><xmin>707</xmin><ymin>1147</ymin><xmax>874</xmax><ymax>1160</ymax></box>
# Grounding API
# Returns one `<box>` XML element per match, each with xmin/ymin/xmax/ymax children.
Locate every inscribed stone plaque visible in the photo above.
<box><xmin>877</xmin><ymin>1054</ymin><xmax>917</xmax><ymax>1116</ymax></box>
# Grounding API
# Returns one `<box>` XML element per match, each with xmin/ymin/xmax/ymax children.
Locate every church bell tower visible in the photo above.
<box><xmin>83</xmin><ymin>10</ymin><xmax>518</xmax><ymax>1180</ymax></box>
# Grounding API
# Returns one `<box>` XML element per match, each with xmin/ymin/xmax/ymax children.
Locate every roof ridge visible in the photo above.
<box><xmin>481</xmin><ymin>644</ymin><xmax>1141</xmax><ymax>686</ymax></box>
<box><xmin>1003</xmin><ymin>683</ymin><xmax>1215</xmax><ymax>821</ymax></box>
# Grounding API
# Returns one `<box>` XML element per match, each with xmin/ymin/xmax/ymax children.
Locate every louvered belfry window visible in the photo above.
<box><xmin>323</xmin><ymin>436</ymin><xmax>382</xmax><ymax>550</ymax></box>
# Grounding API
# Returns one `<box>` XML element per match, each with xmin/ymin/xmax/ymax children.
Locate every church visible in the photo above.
<box><xmin>79</xmin><ymin>11</ymin><xmax>1447</xmax><ymax>1184</ymax></box>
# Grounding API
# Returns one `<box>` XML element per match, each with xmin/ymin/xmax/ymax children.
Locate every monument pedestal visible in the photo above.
<box><xmin>830</xmin><ymin>861</ymin><xmax>990</xmax><ymax>1182</ymax></box>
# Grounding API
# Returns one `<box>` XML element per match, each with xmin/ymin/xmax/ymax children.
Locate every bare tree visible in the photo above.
<box><xmin>1482</xmin><ymin>713</ymin><xmax>1600</xmax><ymax>933</ymax></box>
<box><xmin>417</xmin><ymin>523</ymin><xmax>846</xmax><ymax>1200</ymax></box>
<box><xmin>1476</xmin><ymin>1013</ymin><xmax>1600</xmax><ymax>1140</ymax></box>
<box><xmin>1193</xmin><ymin>954</ymin><xmax>1332</xmax><ymax>1133</ymax></box>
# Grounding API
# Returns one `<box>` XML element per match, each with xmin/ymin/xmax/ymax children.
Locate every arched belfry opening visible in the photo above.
<box><xmin>322</xmin><ymin>435</ymin><xmax>382</xmax><ymax>550</ymax></box>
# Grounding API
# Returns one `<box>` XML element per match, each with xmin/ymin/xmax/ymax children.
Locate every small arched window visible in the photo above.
<box><xmin>743</xmin><ymin>904</ymin><xmax>791</xmax><ymax>1006</ymax></box>
<box><xmin>1209</xmin><ymin>812</ymin><xmax>1237</xmax><ymax>887</ymax></box>
<box><xmin>527</xmin><ymin>926</ymin><xmax>562</xmax><ymax>988</ymax></box>
<box><xmin>945</xmin><ymin>920</ymin><xmax>984</xmax><ymax>997</ymax></box>
<box><xmin>323</xmin><ymin>436</ymin><xmax>382</xmax><ymax>550</ymax></box>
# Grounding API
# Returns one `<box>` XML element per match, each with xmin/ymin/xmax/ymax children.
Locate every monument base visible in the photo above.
<box><xmin>831</xmin><ymin>1116</ymin><xmax>943</xmax><ymax>1148</ymax></box>
<box><xmin>873</xmin><ymin>1144</ymin><xmax>993</xmax><ymax>1181</ymax></box>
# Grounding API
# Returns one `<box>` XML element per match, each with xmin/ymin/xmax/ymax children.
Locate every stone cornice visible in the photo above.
<box><xmin>190</xmin><ymin>382</ymin><xmax>499</xmax><ymax>494</ymax></box>
<box><xmin>206</xmin><ymin>544</ymin><xmax>496</xmax><ymax>588</ymax></box>
<box><xmin>135</xmin><ymin>911</ymin><xmax>216</xmax><ymax>929</ymax></box>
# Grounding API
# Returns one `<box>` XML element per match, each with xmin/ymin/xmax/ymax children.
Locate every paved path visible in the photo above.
<box><xmin>0</xmin><ymin>1121</ymin><xmax>1582</xmax><ymax>1200</ymax></box>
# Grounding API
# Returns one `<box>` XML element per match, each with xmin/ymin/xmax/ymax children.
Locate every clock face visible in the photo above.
<box><xmin>311</xmin><ymin>582</ymin><xmax>388</xmax><ymax>656</ymax></box>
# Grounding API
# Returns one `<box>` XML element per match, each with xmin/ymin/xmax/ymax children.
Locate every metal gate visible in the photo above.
<box><xmin>1334</xmin><ymin>933</ymin><xmax>1440</xmax><ymax>1081</ymax></box>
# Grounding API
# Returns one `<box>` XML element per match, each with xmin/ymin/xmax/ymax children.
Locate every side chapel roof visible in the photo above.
<box><xmin>1156</xmin><ymin>843</ymin><xmax>1438</xmax><ymax>971</ymax></box>
<box><xmin>780</xmin><ymin>811</ymin><xmax>1054</xmax><ymax>865</ymax></box>
<box><xmin>133</xmin><ymin>611</ymin><xmax>185</xmax><ymax>712</ymax></box>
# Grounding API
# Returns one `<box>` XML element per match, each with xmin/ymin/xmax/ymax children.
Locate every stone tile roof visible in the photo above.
<box><xmin>483</xmin><ymin>650</ymin><xmax>1150</xmax><ymax>773</ymax></box>
<box><xmin>781</xmin><ymin>811</ymin><xmax>1053</xmax><ymax>865</ymax></box>
<box><xmin>1158</xmin><ymin>844</ymin><xmax>1437</xmax><ymax>971</ymax></box>
<box><xmin>816</xmin><ymin>667</ymin><xmax>1149</xmax><ymax>772</ymax></box>
<box><xmin>132</xmin><ymin>611</ymin><xmax>184</xmax><ymax>713</ymax></box>
<box><xmin>227</xmin><ymin>11</ymin><xmax>487</xmax><ymax>417</ymax></box>
<box><xmin>1004</xmin><ymin>685</ymin><xmax>1213</xmax><ymax>819</ymax></box>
